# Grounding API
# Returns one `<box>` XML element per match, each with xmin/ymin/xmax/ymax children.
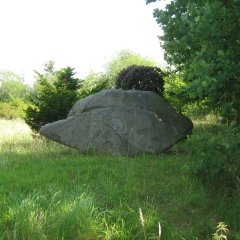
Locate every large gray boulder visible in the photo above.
<box><xmin>40</xmin><ymin>89</ymin><xmax>193</xmax><ymax>155</ymax></box>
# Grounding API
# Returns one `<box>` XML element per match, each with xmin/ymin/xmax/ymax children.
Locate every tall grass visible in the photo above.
<box><xmin>0</xmin><ymin>118</ymin><xmax>239</xmax><ymax>239</ymax></box>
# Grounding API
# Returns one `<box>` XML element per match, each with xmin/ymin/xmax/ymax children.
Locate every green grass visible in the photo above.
<box><xmin>0</xmin><ymin>117</ymin><xmax>239</xmax><ymax>239</ymax></box>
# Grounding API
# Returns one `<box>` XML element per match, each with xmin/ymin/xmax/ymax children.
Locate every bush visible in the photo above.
<box><xmin>115</xmin><ymin>65</ymin><xmax>164</xmax><ymax>96</ymax></box>
<box><xmin>189</xmin><ymin>128</ymin><xmax>240</xmax><ymax>191</ymax></box>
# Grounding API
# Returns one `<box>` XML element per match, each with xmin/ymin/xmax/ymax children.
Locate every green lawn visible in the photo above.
<box><xmin>0</xmin><ymin>117</ymin><xmax>239</xmax><ymax>239</ymax></box>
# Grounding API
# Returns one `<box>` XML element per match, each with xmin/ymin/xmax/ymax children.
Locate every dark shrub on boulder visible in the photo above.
<box><xmin>115</xmin><ymin>65</ymin><xmax>164</xmax><ymax>96</ymax></box>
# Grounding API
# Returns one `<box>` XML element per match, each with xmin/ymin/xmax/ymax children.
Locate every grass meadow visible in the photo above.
<box><xmin>0</xmin><ymin>117</ymin><xmax>239</xmax><ymax>239</ymax></box>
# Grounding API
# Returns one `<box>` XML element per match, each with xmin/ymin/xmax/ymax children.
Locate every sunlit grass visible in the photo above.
<box><xmin>0</xmin><ymin>118</ymin><xmax>30</xmax><ymax>138</ymax></box>
<box><xmin>0</xmin><ymin>117</ymin><xmax>239</xmax><ymax>239</ymax></box>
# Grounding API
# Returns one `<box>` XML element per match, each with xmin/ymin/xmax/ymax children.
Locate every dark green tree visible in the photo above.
<box><xmin>25</xmin><ymin>63</ymin><xmax>81</xmax><ymax>132</ymax></box>
<box><xmin>147</xmin><ymin>0</ymin><xmax>240</xmax><ymax>125</ymax></box>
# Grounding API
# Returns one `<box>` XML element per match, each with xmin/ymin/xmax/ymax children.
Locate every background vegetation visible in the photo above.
<box><xmin>0</xmin><ymin>70</ymin><xmax>30</xmax><ymax>119</ymax></box>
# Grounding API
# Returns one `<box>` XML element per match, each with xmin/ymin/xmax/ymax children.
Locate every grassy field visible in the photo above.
<box><xmin>0</xmin><ymin>117</ymin><xmax>239</xmax><ymax>239</ymax></box>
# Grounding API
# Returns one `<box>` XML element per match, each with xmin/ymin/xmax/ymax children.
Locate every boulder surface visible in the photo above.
<box><xmin>40</xmin><ymin>89</ymin><xmax>193</xmax><ymax>155</ymax></box>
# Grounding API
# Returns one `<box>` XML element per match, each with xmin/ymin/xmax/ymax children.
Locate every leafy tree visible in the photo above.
<box><xmin>0</xmin><ymin>70</ymin><xmax>28</xmax><ymax>102</ymax></box>
<box><xmin>25</xmin><ymin>62</ymin><xmax>81</xmax><ymax>132</ymax></box>
<box><xmin>104</xmin><ymin>50</ymin><xmax>157</xmax><ymax>87</ymax></box>
<box><xmin>164</xmin><ymin>71</ymin><xmax>193</xmax><ymax>112</ymax></box>
<box><xmin>0</xmin><ymin>69</ymin><xmax>22</xmax><ymax>82</ymax></box>
<box><xmin>115</xmin><ymin>65</ymin><xmax>164</xmax><ymax>96</ymax></box>
<box><xmin>147</xmin><ymin>0</ymin><xmax>240</xmax><ymax>125</ymax></box>
<box><xmin>163</xmin><ymin>71</ymin><xmax>209</xmax><ymax>115</ymax></box>
<box><xmin>0</xmin><ymin>70</ymin><xmax>30</xmax><ymax>119</ymax></box>
<box><xmin>79</xmin><ymin>72</ymin><xmax>109</xmax><ymax>98</ymax></box>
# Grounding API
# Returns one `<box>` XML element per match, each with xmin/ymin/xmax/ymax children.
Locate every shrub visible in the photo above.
<box><xmin>189</xmin><ymin>128</ymin><xmax>240</xmax><ymax>191</ymax></box>
<box><xmin>115</xmin><ymin>65</ymin><xmax>164</xmax><ymax>96</ymax></box>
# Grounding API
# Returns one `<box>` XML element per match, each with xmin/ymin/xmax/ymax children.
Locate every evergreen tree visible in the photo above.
<box><xmin>25</xmin><ymin>62</ymin><xmax>81</xmax><ymax>132</ymax></box>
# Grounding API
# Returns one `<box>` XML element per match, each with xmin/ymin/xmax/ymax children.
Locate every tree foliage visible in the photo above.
<box><xmin>148</xmin><ymin>0</ymin><xmax>240</xmax><ymax>125</ymax></box>
<box><xmin>79</xmin><ymin>72</ymin><xmax>109</xmax><ymax>98</ymax></box>
<box><xmin>0</xmin><ymin>70</ymin><xmax>28</xmax><ymax>102</ymax></box>
<box><xmin>25</xmin><ymin>62</ymin><xmax>81</xmax><ymax>132</ymax></box>
<box><xmin>115</xmin><ymin>65</ymin><xmax>164</xmax><ymax>96</ymax></box>
<box><xmin>0</xmin><ymin>99</ymin><xmax>28</xmax><ymax>119</ymax></box>
<box><xmin>0</xmin><ymin>69</ymin><xmax>23</xmax><ymax>82</ymax></box>
<box><xmin>0</xmin><ymin>70</ymin><xmax>29</xmax><ymax>119</ymax></box>
<box><xmin>104</xmin><ymin>50</ymin><xmax>157</xmax><ymax>87</ymax></box>
<box><xmin>164</xmin><ymin>71</ymin><xmax>194</xmax><ymax>112</ymax></box>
